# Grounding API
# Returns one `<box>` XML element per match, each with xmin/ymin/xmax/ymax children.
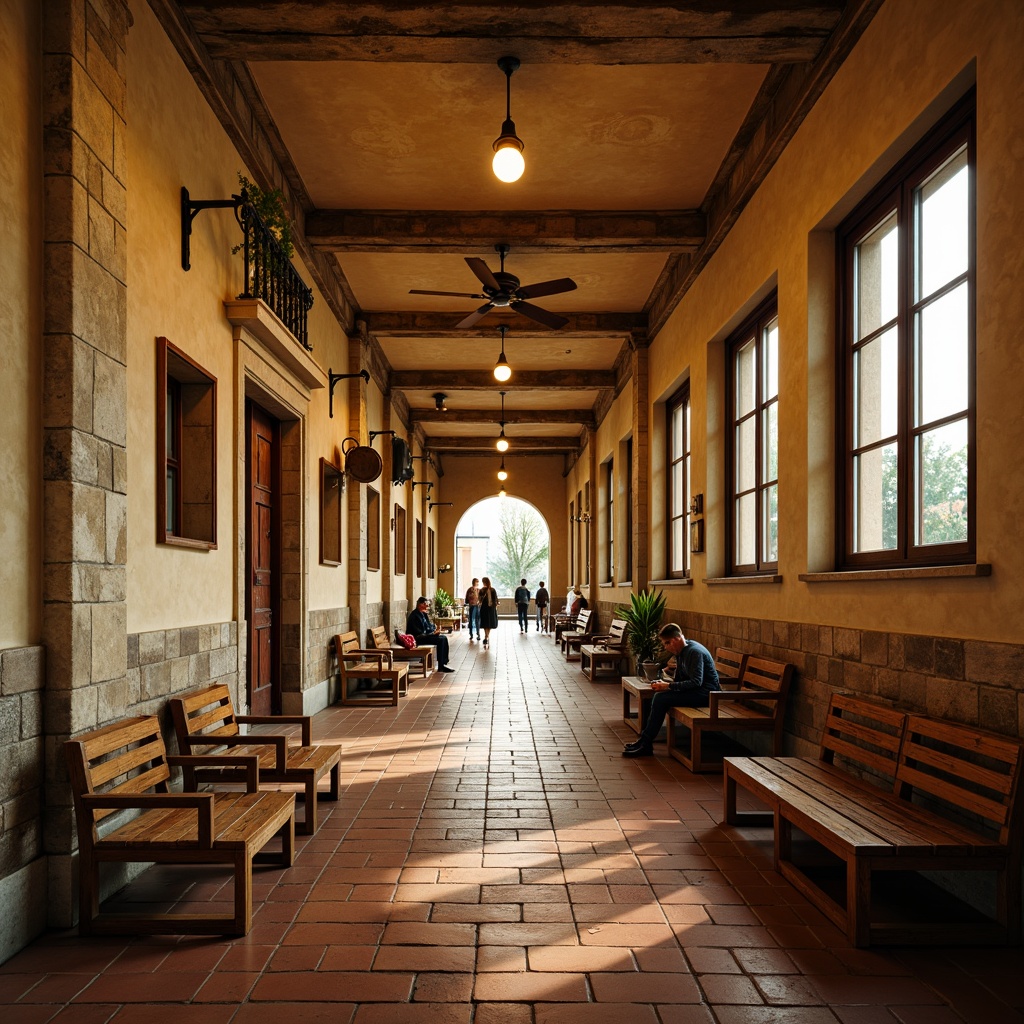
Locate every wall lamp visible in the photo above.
<box><xmin>327</xmin><ymin>368</ymin><xmax>370</xmax><ymax>418</ymax></box>
<box><xmin>570</xmin><ymin>511</ymin><xmax>592</xmax><ymax>524</ymax></box>
<box><xmin>438</xmin><ymin>563</ymin><xmax>452</xmax><ymax>574</ymax></box>
<box><xmin>428</xmin><ymin>501</ymin><xmax>453</xmax><ymax>513</ymax></box>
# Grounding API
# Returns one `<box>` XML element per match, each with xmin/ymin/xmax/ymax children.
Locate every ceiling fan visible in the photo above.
<box><xmin>410</xmin><ymin>243</ymin><xmax>577</xmax><ymax>329</ymax></box>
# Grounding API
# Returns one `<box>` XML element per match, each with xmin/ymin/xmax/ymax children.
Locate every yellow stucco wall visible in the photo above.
<box><xmin>126</xmin><ymin>0</ymin><xmax>353</xmax><ymax>632</ymax></box>
<box><xmin>0</xmin><ymin>0</ymin><xmax>42</xmax><ymax>647</ymax></box>
<box><xmin>636</xmin><ymin>0</ymin><xmax>1024</xmax><ymax>643</ymax></box>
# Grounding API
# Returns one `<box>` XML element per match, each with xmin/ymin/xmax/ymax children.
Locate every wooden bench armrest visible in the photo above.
<box><xmin>238</xmin><ymin>714</ymin><xmax>311</xmax><ymax>745</ymax></box>
<box><xmin>168</xmin><ymin>753</ymin><xmax>261</xmax><ymax>789</ymax></box>
<box><xmin>80</xmin><ymin>791</ymin><xmax>216</xmax><ymax>847</ymax></box>
<box><xmin>180</xmin><ymin>733</ymin><xmax>289</xmax><ymax>770</ymax></box>
<box><xmin>342</xmin><ymin>649</ymin><xmax>390</xmax><ymax>666</ymax></box>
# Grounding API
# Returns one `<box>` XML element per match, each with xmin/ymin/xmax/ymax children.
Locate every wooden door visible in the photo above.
<box><xmin>247</xmin><ymin>401</ymin><xmax>279</xmax><ymax>715</ymax></box>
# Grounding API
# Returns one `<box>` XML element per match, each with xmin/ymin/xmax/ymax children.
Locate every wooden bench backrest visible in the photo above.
<box><xmin>819</xmin><ymin>693</ymin><xmax>906</xmax><ymax>787</ymax></box>
<box><xmin>735</xmin><ymin>656</ymin><xmax>793</xmax><ymax>715</ymax></box>
<box><xmin>369</xmin><ymin>625</ymin><xmax>390</xmax><ymax>650</ymax></box>
<box><xmin>170</xmin><ymin>683</ymin><xmax>242</xmax><ymax>749</ymax></box>
<box><xmin>575</xmin><ymin>608</ymin><xmax>594</xmax><ymax>633</ymax></box>
<box><xmin>715</xmin><ymin>647</ymin><xmax>747</xmax><ymax>683</ymax></box>
<box><xmin>597</xmin><ymin>619</ymin><xmax>627</xmax><ymax>646</ymax></box>
<box><xmin>333</xmin><ymin>630</ymin><xmax>362</xmax><ymax>658</ymax></box>
<box><xmin>66</xmin><ymin>715</ymin><xmax>172</xmax><ymax>829</ymax></box>
<box><xmin>897</xmin><ymin>715</ymin><xmax>1024</xmax><ymax>845</ymax></box>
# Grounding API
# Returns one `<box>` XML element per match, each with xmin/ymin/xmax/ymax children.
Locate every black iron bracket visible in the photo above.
<box><xmin>180</xmin><ymin>187</ymin><xmax>243</xmax><ymax>271</ymax></box>
<box><xmin>327</xmin><ymin>368</ymin><xmax>370</xmax><ymax>418</ymax></box>
<box><xmin>411</xmin><ymin>481</ymin><xmax>434</xmax><ymax>490</ymax></box>
<box><xmin>368</xmin><ymin>430</ymin><xmax>395</xmax><ymax>443</ymax></box>
<box><xmin>428</xmin><ymin>501</ymin><xmax>453</xmax><ymax>512</ymax></box>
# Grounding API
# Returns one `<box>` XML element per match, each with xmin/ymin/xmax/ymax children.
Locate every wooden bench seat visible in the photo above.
<box><xmin>370</xmin><ymin>624</ymin><xmax>435</xmax><ymax>678</ymax></box>
<box><xmin>560</xmin><ymin>608</ymin><xmax>595</xmax><ymax>660</ymax></box>
<box><xmin>722</xmin><ymin>694</ymin><xmax>1024</xmax><ymax>946</ymax></box>
<box><xmin>170</xmin><ymin>683</ymin><xmax>342</xmax><ymax>835</ymax></box>
<box><xmin>667</xmin><ymin>655</ymin><xmax>793</xmax><ymax>772</ymax></box>
<box><xmin>580</xmin><ymin>618</ymin><xmax>628</xmax><ymax>682</ymax></box>
<box><xmin>333</xmin><ymin>630</ymin><xmax>409</xmax><ymax>706</ymax></box>
<box><xmin>66</xmin><ymin>715</ymin><xmax>295</xmax><ymax>936</ymax></box>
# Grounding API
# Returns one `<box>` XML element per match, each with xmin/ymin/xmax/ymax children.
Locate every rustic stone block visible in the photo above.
<box><xmin>964</xmin><ymin>640</ymin><xmax>1024</xmax><ymax>687</ymax></box>
<box><xmin>828</xmin><ymin>658</ymin><xmax>844</xmax><ymax>688</ymax></box>
<box><xmin>875</xmin><ymin>668</ymin><xmax>902</xmax><ymax>702</ymax></box>
<box><xmin>84</xmin><ymin>20</ymin><xmax>126</xmax><ymax>114</ymax></box>
<box><xmin>178</xmin><ymin>627</ymin><xmax>200</xmax><ymax>657</ymax></box>
<box><xmin>843</xmin><ymin>661</ymin><xmax>875</xmax><ymax>695</ymax></box>
<box><xmin>140</xmin><ymin>661</ymin><xmax>171</xmax><ymax>701</ymax></box>
<box><xmin>126</xmin><ymin>633</ymin><xmax>139</xmax><ymax>669</ymax></box>
<box><xmin>861</xmin><ymin>631</ymin><xmax>888</xmax><ymax>666</ymax></box>
<box><xmin>138</xmin><ymin>631</ymin><xmax>165</xmax><ymax>667</ymax></box>
<box><xmin>46</xmin><ymin>685</ymin><xmax>98</xmax><ymax>735</ymax></box>
<box><xmin>817</xmin><ymin>625</ymin><xmax>833</xmax><ymax>657</ymax></box>
<box><xmin>93</xmin><ymin>351</ymin><xmax>126</xmax><ymax>446</ymax></box>
<box><xmin>163</xmin><ymin>630</ymin><xmax>180</xmax><ymax>661</ymax></box>
<box><xmin>91</xmin><ymin>601</ymin><xmax>126</xmax><ymax>683</ymax></box>
<box><xmin>96</xmin><ymin>676</ymin><xmax>128</xmax><ymax>722</ymax></box>
<box><xmin>73</xmin><ymin>564</ymin><xmax>125</xmax><ymax>603</ymax></box>
<box><xmin>904</xmin><ymin>635</ymin><xmax>935</xmax><ymax>673</ymax></box>
<box><xmin>189</xmin><ymin>651</ymin><xmax>211</xmax><ymax>685</ymax></box>
<box><xmin>73</xmin><ymin>483</ymin><xmax>107</xmax><ymax>564</ymax></box>
<box><xmin>209</xmin><ymin>646</ymin><xmax>237</xmax><ymax>678</ymax></box>
<box><xmin>169</xmin><ymin>657</ymin><xmax>191</xmax><ymax>693</ymax></box>
<box><xmin>979</xmin><ymin>687</ymin><xmax>1017</xmax><ymax>737</ymax></box>
<box><xmin>42</xmin><ymin>602</ymin><xmax>92</xmax><ymax>690</ymax></box>
<box><xmin>925</xmin><ymin>677</ymin><xmax>978</xmax><ymax>725</ymax></box>
<box><xmin>125</xmin><ymin>666</ymin><xmax>141</xmax><ymax>703</ymax></box>
<box><xmin>20</xmin><ymin>692</ymin><xmax>44</xmax><ymax>740</ymax></box>
<box><xmin>0</xmin><ymin>696</ymin><xmax>20</xmax><ymax>748</ymax></box>
<box><xmin>1</xmin><ymin>647</ymin><xmax>45</xmax><ymax>697</ymax></box>
<box><xmin>833</xmin><ymin>627</ymin><xmax>860</xmax><ymax>660</ymax></box>
<box><xmin>112</xmin><ymin>444</ymin><xmax>127</xmax><ymax>493</ymax></box>
<box><xmin>888</xmin><ymin>633</ymin><xmax>905</xmax><ymax>670</ymax></box>
<box><xmin>44</xmin><ymin>173</ymin><xmax>90</xmax><ymax>254</ymax></box>
<box><xmin>933</xmin><ymin>639</ymin><xmax>965</xmax><ymax>681</ymax></box>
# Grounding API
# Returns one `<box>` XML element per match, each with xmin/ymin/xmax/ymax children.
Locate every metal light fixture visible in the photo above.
<box><xmin>498</xmin><ymin>483</ymin><xmax>507</xmax><ymax>499</ymax></box>
<box><xmin>497</xmin><ymin>457</ymin><xmax>508</xmax><ymax>482</ymax></box>
<box><xmin>492</xmin><ymin>56</ymin><xmax>525</xmax><ymax>183</ymax></box>
<box><xmin>493</xmin><ymin>324</ymin><xmax>512</xmax><ymax>382</ymax></box>
<box><xmin>433</xmin><ymin>392</ymin><xmax>448</xmax><ymax>411</ymax></box>
<box><xmin>496</xmin><ymin>390</ymin><xmax>509</xmax><ymax>452</ymax></box>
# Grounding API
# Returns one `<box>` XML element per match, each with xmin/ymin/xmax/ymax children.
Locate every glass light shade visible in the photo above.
<box><xmin>492</xmin><ymin>141</ymin><xmax>525</xmax><ymax>183</ymax></box>
<box><xmin>498</xmin><ymin>485</ymin><xmax>507</xmax><ymax>499</ymax></box>
<box><xmin>493</xmin><ymin>356</ymin><xmax>512</xmax><ymax>382</ymax></box>
<box><xmin>496</xmin><ymin>434</ymin><xmax>509</xmax><ymax>453</ymax></box>
<box><xmin>497</xmin><ymin>463</ymin><xmax>508</xmax><ymax>481</ymax></box>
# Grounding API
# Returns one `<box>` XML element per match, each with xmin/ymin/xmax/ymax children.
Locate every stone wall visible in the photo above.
<box><xmin>597</xmin><ymin>598</ymin><xmax>1023</xmax><ymax>753</ymax></box>
<box><xmin>307</xmin><ymin>606</ymin><xmax>350</xmax><ymax>709</ymax></box>
<box><xmin>0</xmin><ymin>645</ymin><xmax>46</xmax><ymax>961</ymax></box>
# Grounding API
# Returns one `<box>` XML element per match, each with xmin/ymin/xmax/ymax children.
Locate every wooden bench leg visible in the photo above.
<box><xmin>848</xmin><ymin>856</ymin><xmax>872</xmax><ymax>947</ymax></box>
<box><xmin>233</xmin><ymin>850</ymin><xmax>253</xmax><ymax>936</ymax></box>
<box><xmin>300</xmin><ymin>775</ymin><xmax>318</xmax><ymax>835</ymax></box>
<box><xmin>328</xmin><ymin>761</ymin><xmax>341</xmax><ymax>802</ymax></box>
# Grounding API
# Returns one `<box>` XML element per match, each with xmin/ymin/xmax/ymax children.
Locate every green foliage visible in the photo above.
<box><xmin>616</xmin><ymin>588</ymin><xmax>667</xmax><ymax>665</ymax></box>
<box><xmin>432</xmin><ymin>588</ymin><xmax>454</xmax><ymax>613</ymax></box>
<box><xmin>488</xmin><ymin>502</ymin><xmax>549</xmax><ymax>594</ymax></box>
<box><xmin>233</xmin><ymin>172</ymin><xmax>294</xmax><ymax>259</ymax></box>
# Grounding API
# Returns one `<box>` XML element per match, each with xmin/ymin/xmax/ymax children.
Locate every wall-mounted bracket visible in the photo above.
<box><xmin>180</xmin><ymin>186</ymin><xmax>243</xmax><ymax>271</ymax></box>
<box><xmin>412</xmin><ymin>480</ymin><xmax>434</xmax><ymax>490</ymax></box>
<box><xmin>327</xmin><ymin>368</ymin><xmax>370</xmax><ymax>418</ymax></box>
<box><xmin>368</xmin><ymin>430</ymin><xmax>395</xmax><ymax>443</ymax></box>
<box><xmin>428</xmin><ymin>502</ymin><xmax>453</xmax><ymax>512</ymax></box>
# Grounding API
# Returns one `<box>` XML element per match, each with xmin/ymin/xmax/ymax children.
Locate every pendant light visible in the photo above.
<box><xmin>493</xmin><ymin>324</ymin><xmax>512</xmax><ymax>382</ymax></box>
<box><xmin>496</xmin><ymin>390</ymin><xmax>509</xmax><ymax>452</ymax></box>
<box><xmin>497</xmin><ymin>457</ymin><xmax>508</xmax><ymax>482</ymax></box>
<box><xmin>492</xmin><ymin>56</ymin><xmax>525</xmax><ymax>183</ymax></box>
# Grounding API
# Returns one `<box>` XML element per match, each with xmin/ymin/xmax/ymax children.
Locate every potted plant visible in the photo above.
<box><xmin>617</xmin><ymin>588</ymin><xmax>667</xmax><ymax>680</ymax></box>
<box><xmin>432</xmin><ymin>588</ymin><xmax>454</xmax><ymax>617</ymax></box>
<box><xmin>232</xmin><ymin>172</ymin><xmax>294</xmax><ymax>259</ymax></box>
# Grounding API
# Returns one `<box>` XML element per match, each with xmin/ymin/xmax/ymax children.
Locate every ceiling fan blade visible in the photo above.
<box><xmin>456</xmin><ymin>302</ymin><xmax>495</xmax><ymax>329</ymax></box>
<box><xmin>515</xmin><ymin>277</ymin><xmax>578</xmax><ymax>300</ymax></box>
<box><xmin>513</xmin><ymin>300</ymin><xmax>569</xmax><ymax>330</ymax></box>
<box><xmin>465</xmin><ymin>257</ymin><xmax>501</xmax><ymax>292</ymax></box>
<box><xmin>409</xmin><ymin>289</ymin><xmax>486</xmax><ymax>298</ymax></box>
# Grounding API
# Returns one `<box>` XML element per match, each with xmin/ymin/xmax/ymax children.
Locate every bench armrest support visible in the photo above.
<box><xmin>80</xmin><ymin>791</ymin><xmax>217</xmax><ymax>847</ymax></box>
<box><xmin>238</xmin><ymin>714</ymin><xmax>312</xmax><ymax>746</ymax></box>
<box><xmin>169</xmin><ymin>753</ymin><xmax>261</xmax><ymax>790</ymax></box>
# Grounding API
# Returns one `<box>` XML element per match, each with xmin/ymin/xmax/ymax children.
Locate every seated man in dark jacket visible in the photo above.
<box><xmin>406</xmin><ymin>597</ymin><xmax>455</xmax><ymax>672</ymax></box>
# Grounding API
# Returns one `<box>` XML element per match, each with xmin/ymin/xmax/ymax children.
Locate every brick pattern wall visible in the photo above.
<box><xmin>308</xmin><ymin>606</ymin><xmax>350</xmax><ymax>703</ymax></box>
<box><xmin>595</xmin><ymin>601</ymin><xmax>1024</xmax><ymax>753</ymax></box>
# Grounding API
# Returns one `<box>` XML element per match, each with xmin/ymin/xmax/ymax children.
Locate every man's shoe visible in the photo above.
<box><xmin>622</xmin><ymin>743</ymin><xmax>654</xmax><ymax>758</ymax></box>
<box><xmin>439</xmin><ymin>665</ymin><xmax>455</xmax><ymax>673</ymax></box>
<box><xmin>623</xmin><ymin>737</ymin><xmax>646</xmax><ymax>750</ymax></box>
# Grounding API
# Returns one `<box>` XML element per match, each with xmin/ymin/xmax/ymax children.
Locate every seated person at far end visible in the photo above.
<box><xmin>406</xmin><ymin>597</ymin><xmax>455</xmax><ymax>672</ymax></box>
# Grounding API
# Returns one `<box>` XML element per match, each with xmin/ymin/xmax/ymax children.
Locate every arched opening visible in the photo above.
<box><xmin>454</xmin><ymin>495</ymin><xmax>551</xmax><ymax>601</ymax></box>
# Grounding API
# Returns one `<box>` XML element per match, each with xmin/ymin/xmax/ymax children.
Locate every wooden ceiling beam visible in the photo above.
<box><xmin>182</xmin><ymin>2</ymin><xmax>843</xmax><ymax>63</ymax></box>
<box><xmin>425</xmin><ymin>436</ymin><xmax>581</xmax><ymax>452</ymax></box>
<box><xmin>365</xmin><ymin>311</ymin><xmax>644</xmax><ymax>339</ymax></box>
<box><xmin>307</xmin><ymin>210</ymin><xmax>706</xmax><ymax>254</ymax></box>
<box><xmin>390</xmin><ymin>369</ymin><xmax>615</xmax><ymax>390</ymax></box>
<box><xmin>412</xmin><ymin>408</ymin><xmax>596</xmax><ymax>427</ymax></box>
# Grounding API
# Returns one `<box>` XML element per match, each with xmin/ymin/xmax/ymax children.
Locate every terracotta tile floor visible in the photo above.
<box><xmin>3</xmin><ymin>625</ymin><xmax>1023</xmax><ymax>1023</ymax></box>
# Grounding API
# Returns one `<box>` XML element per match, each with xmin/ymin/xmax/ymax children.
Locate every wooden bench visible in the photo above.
<box><xmin>553</xmin><ymin>604</ymin><xmax>586</xmax><ymax>645</ymax></box>
<box><xmin>370</xmin><ymin>624</ymin><xmax>435</xmax><ymax>678</ymax></box>
<box><xmin>580</xmin><ymin>618</ymin><xmax>628</xmax><ymax>682</ymax></box>
<box><xmin>666</xmin><ymin>655</ymin><xmax>793</xmax><ymax>772</ymax></box>
<box><xmin>560</xmin><ymin>608</ymin><xmax>595</xmax><ymax>660</ymax></box>
<box><xmin>170</xmin><ymin>683</ymin><xmax>342</xmax><ymax>835</ymax></box>
<box><xmin>723</xmin><ymin>695</ymin><xmax>1024</xmax><ymax>946</ymax></box>
<box><xmin>65</xmin><ymin>715</ymin><xmax>295</xmax><ymax>936</ymax></box>
<box><xmin>715</xmin><ymin>647</ymin><xmax>748</xmax><ymax>688</ymax></box>
<box><xmin>333</xmin><ymin>630</ymin><xmax>409</xmax><ymax>706</ymax></box>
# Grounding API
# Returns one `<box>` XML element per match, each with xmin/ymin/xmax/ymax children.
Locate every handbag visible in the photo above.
<box><xmin>395</xmin><ymin>631</ymin><xmax>417</xmax><ymax>650</ymax></box>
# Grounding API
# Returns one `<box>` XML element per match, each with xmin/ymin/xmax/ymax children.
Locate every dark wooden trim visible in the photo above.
<box><xmin>412</xmin><ymin>408</ymin><xmax>595</xmax><ymax>427</ymax></box>
<box><xmin>365</xmin><ymin>310</ymin><xmax>644</xmax><ymax>339</ymax></box>
<box><xmin>391</xmin><ymin>369</ymin><xmax>615</xmax><ymax>391</ymax></box>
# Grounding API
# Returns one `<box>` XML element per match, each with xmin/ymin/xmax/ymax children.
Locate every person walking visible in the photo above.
<box><xmin>622</xmin><ymin>623</ymin><xmax>720</xmax><ymax>757</ymax></box>
<box><xmin>464</xmin><ymin>578</ymin><xmax>481</xmax><ymax>640</ymax></box>
<box><xmin>478</xmin><ymin>576</ymin><xmax>499</xmax><ymax>649</ymax></box>
<box><xmin>405</xmin><ymin>597</ymin><xmax>455</xmax><ymax>672</ymax></box>
<box><xmin>534</xmin><ymin>581</ymin><xmax>549</xmax><ymax>633</ymax></box>
<box><xmin>514</xmin><ymin>578</ymin><xmax>531</xmax><ymax>633</ymax></box>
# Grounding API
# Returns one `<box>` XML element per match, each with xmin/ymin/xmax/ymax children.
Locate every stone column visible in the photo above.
<box><xmin>630</xmin><ymin>331</ymin><xmax>650</xmax><ymax>591</ymax></box>
<box><xmin>41</xmin><ymin>0</ymin><xmax>131</xmax><ymax>926</ymax></box>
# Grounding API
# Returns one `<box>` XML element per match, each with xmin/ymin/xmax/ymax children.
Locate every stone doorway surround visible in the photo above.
<box><xmin>226</xmin><ymin>298</ymin><xmax>325</xmax><ymax>716</ymax></box>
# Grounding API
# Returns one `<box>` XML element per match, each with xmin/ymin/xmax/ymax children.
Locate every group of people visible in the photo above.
<box><xmin>461</xmin><ymin>577</ymin><xmax>498</xmax><ymax>648</ymax></box>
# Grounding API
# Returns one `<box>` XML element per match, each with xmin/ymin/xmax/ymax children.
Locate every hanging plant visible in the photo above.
<box><xmin>232</xmin><ymin>172</ymin><xmax>294</xmax><ymax>259</ymax></box>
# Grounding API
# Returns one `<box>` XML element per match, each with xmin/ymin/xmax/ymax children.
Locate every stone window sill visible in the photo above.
<box><xmin>704</xmin><ymin>574</ymin><xmax>782</xmax><ymax>586</ymax></box>
<box><xmin>799</xmin><ymin>564</ymin><xmax>991</xmax><ymax>583</ymax></box>
<box><xmin>648</xmin><ymin>577</ymin><xmax>694</xmax><ymax>587</ymax></box>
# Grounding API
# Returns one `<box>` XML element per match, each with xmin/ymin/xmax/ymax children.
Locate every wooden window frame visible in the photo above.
<box><xmin>156</xmin><ymin>337</ymin><xmax>216</xmax><ymax>549</ymax></box>
<box><xmin>367</xmin><ymin>487</ymin><xmax>381</xmax><ymax>571</ymax></box>
<box><xmin>623</xmin><ymin>437</ymin><xmax>633</xmax><ymax>583</ymax></box>
<box><xmin>428</xmin><ymin>526</ymin><xmax>435</xmax><ymax>579</ymax></box>
<box><xmin>836</xmin><ymin>93</ymin><xmax>975</xmax><ymax>569</ymax></box>
<box><xmin>726</xmin><ymin>296</ymin><xmax>779</xmax><ymax>575</ymax></box>
<box><xmin>604</xmin><ymin>459</ymin><xmax>614</xmax><ymax>583</ymax></box>
<box><xmin>394</xmin><ymin>503</ymin><xmax>407</xmax><ymax>575</ymax></box>
<box><xmin>416</xmin><ymin>518</ymin><xmax>423</xmax><ymax>578</ymax></box>
<box><xmin>319</xmin><ymin>457</ymin><xmax>343</xmax><ymax>566</ymax></box>
<box><xmin>666</xmin><ymin>382</ymin><xmax>690</xmax><ymax>578</ymax></box>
